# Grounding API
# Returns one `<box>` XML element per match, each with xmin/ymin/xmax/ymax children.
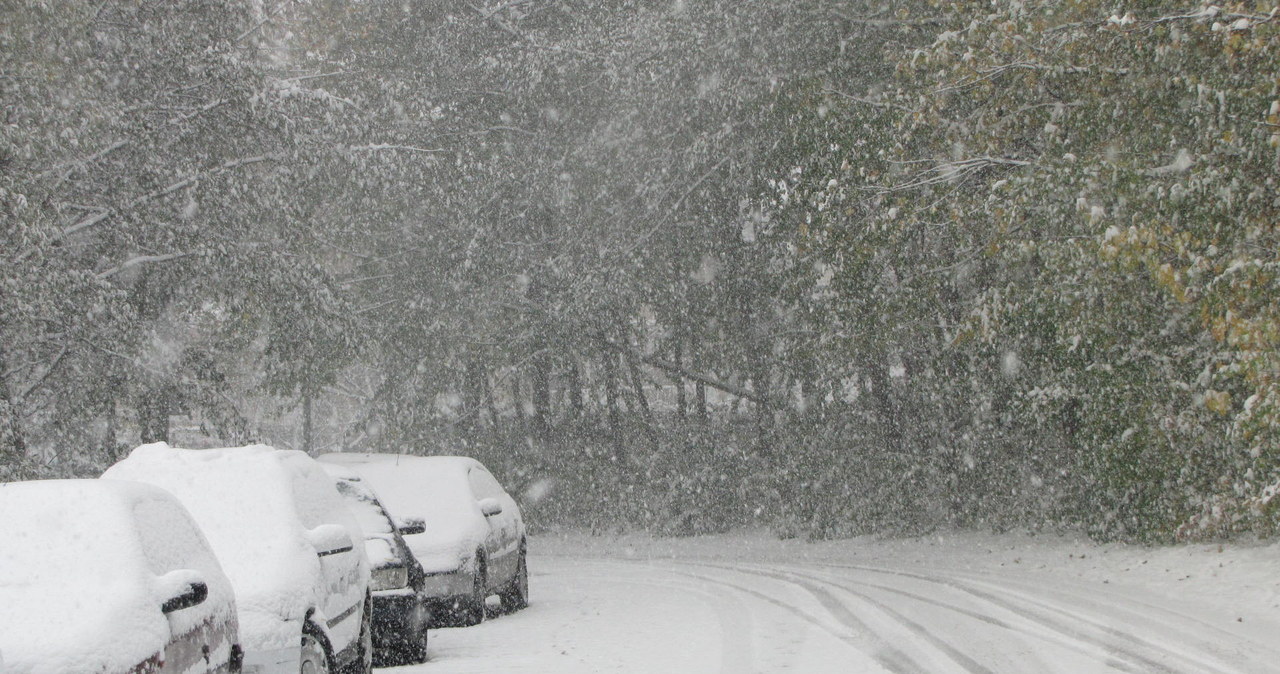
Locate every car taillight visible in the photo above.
<box><xmin>370</xmin><ymin>565</ymin><xmax>409</xmax><ymax>590</ymax></box>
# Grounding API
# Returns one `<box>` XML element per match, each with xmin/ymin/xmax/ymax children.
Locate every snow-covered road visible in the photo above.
<box><xmin>384</xmin><ymin>531</ymin><xmax>1280</xmax><ymax>673</ymax></box>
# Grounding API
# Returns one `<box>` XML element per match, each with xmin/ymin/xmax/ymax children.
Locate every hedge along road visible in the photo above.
<box><xmin>383</xmin><ymin>533</ymin><xmax>1280</xmax><ymax>674</ymax></box>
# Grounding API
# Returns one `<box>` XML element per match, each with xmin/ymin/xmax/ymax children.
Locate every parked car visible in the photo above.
<box><xmin>319</xmin><ymin>463</ymin><xmax>431</xmax><ymax>665</ymax></box>
<box><xmin>103</xmin><ymin>443</ymin><xmax>372</xmax><ymax>674</ymax></box>
<box><xmin>318</xmin><ymin>454</ymin><xmax>528</xmax><ymax>626</ymax></box>
<box><xmin>0</xmin><ymin>479</ymin><xmax>242</xmax><ymax>674</ymax></box>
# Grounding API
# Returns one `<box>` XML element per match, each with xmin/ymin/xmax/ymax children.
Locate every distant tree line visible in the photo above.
<box><xmin>3</xmin><ymin>0</ymin><xmax>1278</xmax><ymax>542</ymax></box>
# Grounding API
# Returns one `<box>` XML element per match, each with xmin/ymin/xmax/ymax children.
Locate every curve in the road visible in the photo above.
<box><xmin>811</xmin><ymin>562</ymin><xmax>1256</xmax><ymax>674</ymax></box>
<box><xmin>677</xmin><ymin>559</ymin><xmax>1256</xmax><ymax>674</ymax></box>
<box><xmin>669</xmin><ymin>568</ymin><xmax>919</xmax><ymax>674</ymax></box>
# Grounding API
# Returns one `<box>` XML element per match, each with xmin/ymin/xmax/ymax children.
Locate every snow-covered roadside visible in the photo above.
<box><xmin>397</xmin><ymin>529</ymin><xmax>1280</xmax><ymax>673</ymax></box>
<box><xmin>532</xmin><ymin>527</ymin><xmax>1280</xmax><ymax>625</ymax></box>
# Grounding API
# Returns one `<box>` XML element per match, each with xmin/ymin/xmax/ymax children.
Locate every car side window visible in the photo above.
<box><xmin>468</xmin><ymin>467</ymin><xmax>505</xmax><ymax>500</ymax></box>
<box><xmin>131</xmin><ymin>498</ymin><xmax>211</xmax><ymax>576</ymax></box>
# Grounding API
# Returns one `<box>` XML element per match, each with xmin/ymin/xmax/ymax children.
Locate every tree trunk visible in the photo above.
<box><xmin>0</xmin><ymin>364</ymin><xmax>25</xmax><ymax>463</ymax></box>
<box><xmin>464</xmin><ymin>359</ymin><xmax>486</xmax><ymax>429</ymax></box>
<box><xmin>674</xmin><ymin>339</ymin><xmax>687</xmax><ymax>420</ymax></box>
<box><xmin>696</xmin><ymin>380</ymin><xmax>708</xmax><ymax>421</ymax></box>
<box><xmin>752</xmin><ymin>364</ymin><xmax>771</xmax><ymax>430</ymax></box>
<box><xmin>532</xmin><ymin>351</ymin><xmax>551</xmax><ymax>432</ymax></box>
<box><xmin>602</xmin><ymin>347</ymin><xmax>621</xmax><ymax>435</ymax></box>
<box><xmin>625</xmin><ymin>350</ymin><xmax>658</xmax><ymax>451</ymax></box>
<box><xmin>512</xmin><ymin>374</ymin><xmax>526</xmax><ymax>428</ymax></box>
<box><xmin>482</xmin><ymin>368</ymin><xmax>500</xmax><ymax>428</ymax></box>
<box><xmin>568</xmin><ymin>360</ymin><xmax>584</xmax><ymax>417</ymax></box>
<box><xmin>302</xmin><ymin>393</ymin><xmax>313</xmax><ymax>454</ymax></box>
<box><xmin>139</xmin><ymin>385</ymin><xmax>172</xmax><ymax>444</ymax></box>
<box><xmin>0</xmin><ymin>402</ymin><xmax>24</xmax><ymax>479</ymax></box>
<box><xmin>867</xmin><ymin>365</ymin><xmax>902</xmax><ymax>453</ymax></box>
<box><xmin>100</xmin><ymin>388</ymin><xmax>117</xmax><ymax>462</ymax></box>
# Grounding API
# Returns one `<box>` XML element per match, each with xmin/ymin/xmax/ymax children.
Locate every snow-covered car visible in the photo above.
<box><xmin>320</xmin><ymin>463</ymin><xmax>431</xmax><ymax>665</ymax></box>
<box><xmin>103</xmin><ymin>443</ymin><xmax>372</xmax><ymax>674</ymax></box>
<box><xmin>318</xmin><ymin>454</ymin><xmax>528</xmax><ymax>626</ymax></box>
<box><xmin>0</xmin><ymin>479</ymin><xmax>242</xmax><ymax>674</ymax></box>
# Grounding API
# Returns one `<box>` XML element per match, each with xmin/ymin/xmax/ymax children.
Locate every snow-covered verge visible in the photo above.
<box><xmin>401</xmin><ymin>528</ymin><xmax>1280</xmax><ymax>673</ymax></box>
<box><xmin>532</xmin><ymin>527</ymin><xmax>1280</xmax><ymax>625</ymax></box>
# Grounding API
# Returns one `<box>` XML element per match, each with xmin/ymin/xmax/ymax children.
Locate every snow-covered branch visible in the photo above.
<box><xmin>96</xmin><ymin>253</ymin><xmax>194</xmax><ymax>280</ymax></box>
<box><xmin>16</xmin><ymin>347</ymin><xmax>67</xmax><ymax>401</ymax></box>
<box><xmin>348</xmin><ymin>144</ymin><xmax>448</xmax><ymax>154</ymax></box>
<box><xmin>61</xmin><ymin>154</ymin><xmax>274</xmax><ymax>237</ymax></box>
<box><xmin>874</xmin><ymin>157</ymin><xmax>1033</xmax><ymax>193</ymax></box>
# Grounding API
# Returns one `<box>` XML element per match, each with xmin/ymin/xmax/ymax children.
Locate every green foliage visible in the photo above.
<box><xmin>771</xmin><ymin>0</ymin><xmax>1280</xmax><ymax>540</ymax></box>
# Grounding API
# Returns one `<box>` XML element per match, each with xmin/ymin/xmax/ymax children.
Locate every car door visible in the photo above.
<box><xmin>132</xmin><ymin>497</ymin><xmax>238</xmax><ymax>674</ymax></box>
<box><xmin>292</xmin><ymin>466</ymin><xmax>366</xmax><ymax>658</ymax></box>
<box><xmin>467</xmin><ymin>466</ymin><xmax>518</xmax><ymax>581</ymax></box>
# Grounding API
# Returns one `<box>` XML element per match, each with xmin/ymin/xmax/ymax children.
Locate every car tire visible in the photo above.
<box><xmin>500</xmin><ymin>546</ymin><xmax>529</xmax><ymax>612</ymax></box>
<box><xmin>456</xmin><ymin>552</ymin><xmax>487</xmax><ymax>627</ymax></box>
<box><xmin>300</xmin><ymin>630</ymin><xmax>330</xmax><ymax>674</ymax></box>
<box><xmin>412</xmin><ymin>618</ymin><xmax>430</xmax><ymax>663</ymax></box>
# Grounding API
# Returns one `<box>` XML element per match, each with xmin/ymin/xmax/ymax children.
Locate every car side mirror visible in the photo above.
<box><xmin>158</xmin><ymin>569</ymin><xmax>208</xmax><ymax>614</ymax></box>
<box><xmin>396</xmin><ymin>516</ymin><xmax>426</xmax><ymax>536</ymax></box>
<box><xmin>478</xmin><ymin>498</ymin><xmax>503</xmax><ymax>517</ymax></box>
<box><xmin>306</xmin><ymin>523</ymin><xmax>354</xmax><ymax>557</ymax></box>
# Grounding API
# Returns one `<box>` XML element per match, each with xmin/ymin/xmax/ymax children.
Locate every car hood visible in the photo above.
<box><xmin>402</xmin><ymin>521</ymin><xmax>487</xmax><ymax>573</ymax></box>
<box><xmin>227</xmin><ymin>542</ymin><xmax>326</xmax><ymax>649</ymax></box>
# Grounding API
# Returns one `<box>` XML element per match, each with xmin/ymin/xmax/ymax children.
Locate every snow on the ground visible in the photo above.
<box><xmin>535</xmin><ymin>527</ymin><xmax>1280</xmax><ymax>625</ymax></box>
<box><xmin>384</xmin><ymin>528</ymin><xmax>1280</xmax><ymax>674</ymax></box>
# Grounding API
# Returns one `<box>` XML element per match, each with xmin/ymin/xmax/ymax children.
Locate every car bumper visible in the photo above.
<box><xmin>370</xmin><ymin>591</ymin><xmax>429</xmax><ymax>648</ymax></box>
<box><xmin>419</xmin><ymin>568</ymin><xmax>473</xmax><ymax>599</ymax></box>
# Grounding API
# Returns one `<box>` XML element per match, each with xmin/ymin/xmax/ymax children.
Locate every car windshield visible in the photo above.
<box><xmin>100</xmin><ymin>446</ymin><xmax>320</xmax><ymax>606</ymax></box>
<box><xmin>334</xmin><ymin>459</ymin><xmax>475</xmax><ymax>538</ymax></box>
<box><xmin>332</xmin><ymin>480</ymin><xmax>394</xmax><ymax>537</ymax></box>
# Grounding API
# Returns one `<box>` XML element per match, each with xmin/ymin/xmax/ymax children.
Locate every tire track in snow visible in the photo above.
<box><xmin>553</xmin><ymin>562</ymin><xmax>757</xmax><ymax>674</ymax></box>
<box><xmin>683</xmin><ymin>563</ymin><xmax>996</xmax><ymax>674</ymax></box>
<box><xmin>941</xmin><ymin>574</ymin><xmax>1246</xmax><ymax>674</ymax></box>
<box><xmin>814</xmin><ymin>558</ymin><xmax>1263</xmax><ymax>655</ymax></box>
<box><xmin>942</xmin><ymin>569</ymin><xmax>1280</xmax><ymax>669</ymax></box>
<box><xmin>780</xmin><ymin>567</ymin><xmax>1157</xmax><ymax>674</ymax></box>
<box><xmin>808</xmin><ymin>573</ymin><xmax>1151</xmax><ymax>673</ymax></box>
<box><xmin>668</xmin><ymin>568</ymin><xmax>919</xmax><ymax>674</ymax></box>
<box><xmin>788</xmin><ymin>562</ymin><xmax>1243</xmax><ymax>674</ymax></box>
<box><xmin>622</xmin><ymin>573</ymin><xmax>757</xmax><ymax>674</ymax></box>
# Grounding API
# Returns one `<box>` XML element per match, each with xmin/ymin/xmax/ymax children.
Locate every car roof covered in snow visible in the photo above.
<box><xmin>0</xmin><ymin>479</ymin><xmax>234</xmax><ymax>674</ymax></box>
<box><xmin>318</xmin><ymin>453</ymin><xmax>489</xmax><ymax>573</ymax></box>
<box><xmin>102</xmin><ymin>443</ymin><xmax>367</xmax><ymax>652</ymax></box>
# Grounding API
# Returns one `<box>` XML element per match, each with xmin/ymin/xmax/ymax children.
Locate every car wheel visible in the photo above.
<box><xmin>300</xmin><ymin>630</ymin><xmax>330</xmax><ymax>674</ymax></box>
<box><xmin>500</xmin><ymin>546</ymin><xmax>529</xmax><ymax>612</ymax></box>
<box><xmin>456</xmin><ymin>552</ymin><xmax>487</xmax><ymax>627</ymax></box>
<box><xmin>412</xmin><ymin>617</ymin><xmax>430</xmax><ymax>663</ymax></box>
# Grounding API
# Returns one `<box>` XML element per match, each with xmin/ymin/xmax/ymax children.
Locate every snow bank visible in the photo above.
<box><xmin>320</xmin><ymin>454</ymin><xmax>487</xmax><ymax>573</ymax></box>
<box><xmin>103</xmin><ymin>443</ymin><xmax>367</xmax><ymax>653</ymax></box>
<box><xmin>0</xmin><ymin>479</ymin><xmax>235</xmax><ymax>674</ymax></box>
